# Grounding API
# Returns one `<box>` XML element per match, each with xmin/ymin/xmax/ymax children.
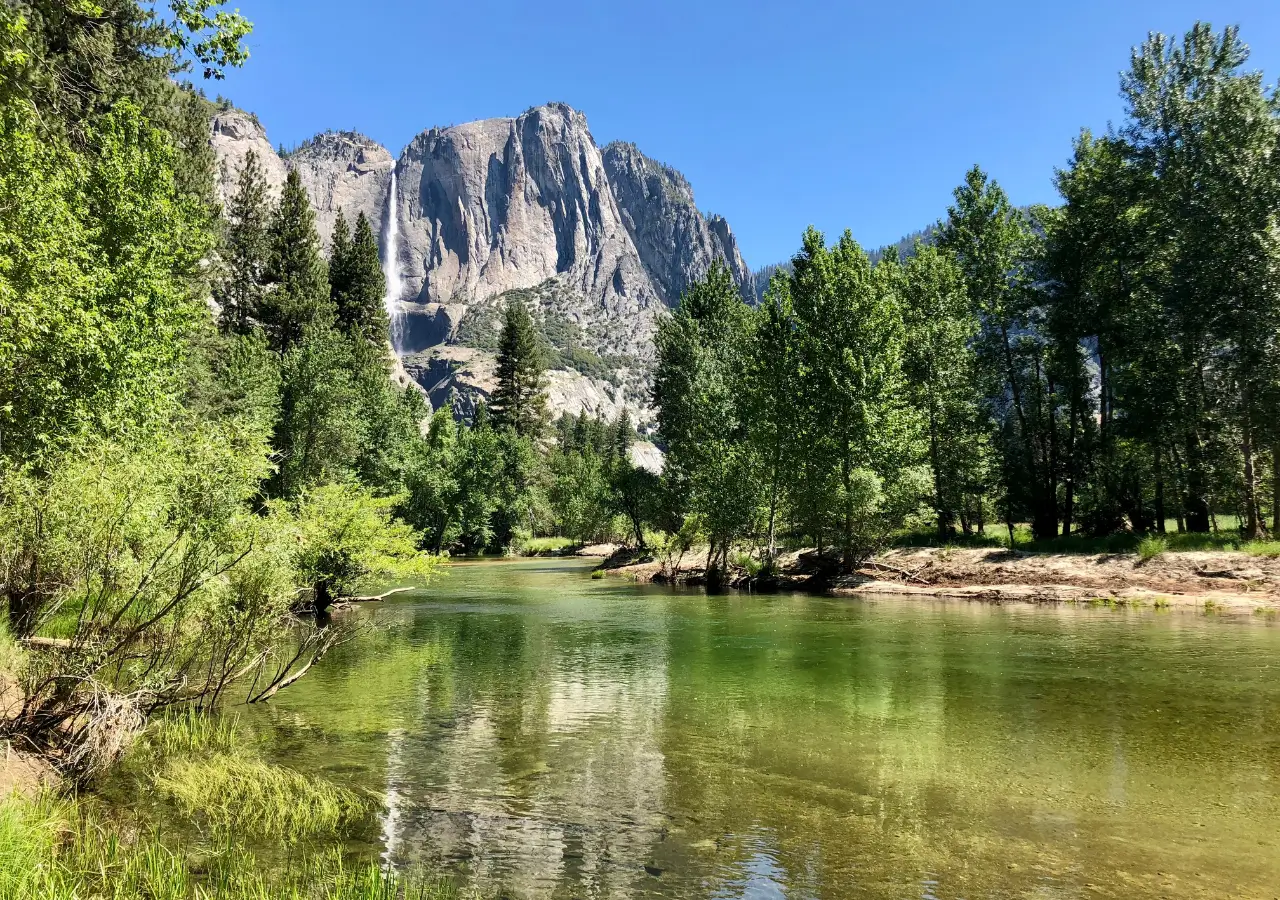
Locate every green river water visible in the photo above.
<box><xmin>240</xmin><ymin>558</ymin><xmax>1280</xmax><ymax>899</ymax></box>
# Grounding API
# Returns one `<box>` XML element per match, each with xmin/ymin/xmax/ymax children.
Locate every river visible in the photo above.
<box><xmin>239</xmin><ymin>557</ymin><xmax>1280</xmax><ymax>899</ymax></box>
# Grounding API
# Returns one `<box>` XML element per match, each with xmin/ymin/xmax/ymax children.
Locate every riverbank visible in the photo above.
<box><xmin>600</xmin><ymin>545</ymin><xmax>1280</xmax><ymax>612</ymax></box>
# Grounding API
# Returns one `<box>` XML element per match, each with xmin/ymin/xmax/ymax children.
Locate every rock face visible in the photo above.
<box><xmin>211</xmin><ymin>112</ymin><xmax>393</xmax><ymax>251</ymax></box>
<box><xmin>210</xmin><ymin>103</ymin><xmax>754</xmax><ymax>426</ymax></box>
<box><xmin>211</xmin><ymin>110</ymin><xmax>287</xmax><ymax>205</ymax></box>
<box><xmin>602</xmin><ymin>141</ymin><xmax>754</xmax><ymax>304</ymax></box>
<box><xmin>287</xmin><ymin>132</ymin><xmax>394</xmax><ymax>251</ymax></box>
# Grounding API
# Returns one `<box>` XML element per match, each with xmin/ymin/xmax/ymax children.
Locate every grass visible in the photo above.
<box><xmin>518</xmin><ymin>536</ymin><xmax>577</xmax><ymax>555</ymax></box>
<box><xmin>0</xmin><ymin>792</ymin><xmax>457</xmax><ymax>900</ymax></box>
<box><xmin>0</xmin><ymin>619</ymin><xmax>25</xmax><ymax>680</ymax></box>
<box><xmin>155</xmin><ymin>752</ymin><xmax>367</xmax><ymax>842</ymax></box>
<box><xmin>896</xmin><ymin>522</ymin><xmax>1268</xmax><ymax>557</ymax></box>
<box><xmin>140</xmin><ymin>708</ymin><xmax>243</xmax><ymax>758</ymax></box>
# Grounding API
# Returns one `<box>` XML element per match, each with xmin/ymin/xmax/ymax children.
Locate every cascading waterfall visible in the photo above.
<box><xmin>381</xmin><ymin>170</ymin><xmax>405</xmax><ymax>351</ymax></box>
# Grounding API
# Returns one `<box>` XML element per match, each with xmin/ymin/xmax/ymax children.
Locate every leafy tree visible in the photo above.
<box><xmin>489</xmin><ymin>298</ymin><xmax>547</xmax><ymax>438</ymax></box>
<box><xmin>654</xmin><ymin>263</ymin><xmax>758</xmax><ymax>585</ymax></box>
<box><xmin>899</xmin><ymin>243</ymin><xmax>988</xmax><ymax>536</ymax></box>
<box><xmin>0</xmin><ymin>102</ymin><xmax>208</xmax><ymax>464</ymax></box>
<box><xmin>283</xmin><ymin>481</ymin><xmax>438</xmax><ymax>613</ymax></box>
<box><xmin>788</xmin><ymin>229</ymin><xmax>921</xmax><ymax>564</ymax></box>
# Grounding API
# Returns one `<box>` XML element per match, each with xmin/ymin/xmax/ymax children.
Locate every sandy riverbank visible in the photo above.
<box><xmin>600</xmin><ymin>545</ymin><xmax>1280</xmax><ymax>613</ymax></box>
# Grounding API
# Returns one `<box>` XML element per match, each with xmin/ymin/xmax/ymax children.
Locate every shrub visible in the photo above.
<box><xmin>1137</xmin><ymin>535</ymin><xmax>1169</xmax><ymax>562</ymax></box>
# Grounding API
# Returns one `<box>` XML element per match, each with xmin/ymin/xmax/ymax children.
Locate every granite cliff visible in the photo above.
<box><xmin>210</xmin><ymin>103</ymin><xmax>753</xmax><ymax>427</ymax></box>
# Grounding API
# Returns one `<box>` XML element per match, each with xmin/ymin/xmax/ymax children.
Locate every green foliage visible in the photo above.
<box><xmin>0</xmin><ymin>101</ymin><xmax>208</xmax><ymax>463</ymax></box>
<box><xmin>1137</xmin><ymin>535</ymin><xmax>1169</xmax><ymax>562</ymax></box>
<box><xmin>281</xmin><ymin>481</ymin><xmax>440</xmax><ymax>611</ymax></box>
<box><xmin>329</xmin><ymin>210</ymin><xmax>388</xmax><ymax>341</ymax></box>
<box><xmin>215</xmin><ymin>149</ymin><xmax>271</xmax><ymax>334</ymax></box>
<box><xmin>489</xmin><ymin>297</ymin><xmax>548</xmax><ymax>438</ymax></box>
<box><xmin>259</xmin><ymin>170</ymin><xmax>331</xmax><ymax>354</ymax></box>
<box><xmin>156</xmin><ymin>752</ymin><xmax>366</xmax><ymax>841</ymax></box>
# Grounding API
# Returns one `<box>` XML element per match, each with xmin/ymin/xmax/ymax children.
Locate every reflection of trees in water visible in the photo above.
<box><xmin>386</xmin><ymin>604</ymin><xmax>674</xmax><ymax>898</ymax></box>
<box><xmin>245</xmin><ymin>568</ymin><xmax>1280</xmax><ymax>899</ymax></box>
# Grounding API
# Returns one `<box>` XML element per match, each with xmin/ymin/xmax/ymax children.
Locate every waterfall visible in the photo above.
<box><xmin>381</xmin><ymin>170</ymin><xmax>404</xmax><ymax>350</ymax></box>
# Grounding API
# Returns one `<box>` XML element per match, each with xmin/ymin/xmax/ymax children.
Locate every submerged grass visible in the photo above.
<box><xmin>0</xmin><ymin>791</ymin><xmax>457</xmax><ymax>900</ymax></box>
<box><xmin>156</xmin><ymin>752</ymin><xmax>367</xmax><ymax>842</ymax></box>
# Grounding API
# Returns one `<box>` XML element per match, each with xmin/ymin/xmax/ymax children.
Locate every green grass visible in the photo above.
<box><xmin>519</xmin><ymin>536</ymin><xmax>577</xmax><ymax>555</ymax></box>
<box><xmin>155</xmin><ymin>752</ymin><xmax>367</xmax><ymax>842</ymax></box>
<box><xmin>0</xmin><ymin>792</ymin><xmax>457</xmax><ymax>900</ymax></box>
<box><xmin>897</xmin><ymin>522</ymin><xmax>1263</xmax><ymax>556</ymax></box>
<box><xmin>140</xmin><ymin>708</ymin><xmax>243</xmax><ymax>758</ymax></box>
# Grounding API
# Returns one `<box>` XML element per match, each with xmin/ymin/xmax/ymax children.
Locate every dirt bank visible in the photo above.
<box><xmin>601</xmin><ymin>546</ymin><xmax>1280</xmax><ymax>612</ymax></box>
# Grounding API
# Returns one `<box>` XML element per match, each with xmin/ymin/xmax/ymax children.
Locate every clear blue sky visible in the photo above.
<box><xmin>214</xmin><ymin>0</ymin><xmax>1280</xmax><ymax>269</ymax></box>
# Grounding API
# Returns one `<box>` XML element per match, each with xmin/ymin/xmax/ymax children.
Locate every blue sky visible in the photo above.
<box><xmin>214</xmin><ymin>0</ymin><xmax>1280</xmax><ymax>269</ymax></box>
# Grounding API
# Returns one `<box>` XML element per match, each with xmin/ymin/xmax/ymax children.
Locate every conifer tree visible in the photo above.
<box><xmin>216</xmin><ymin>149</ymin><xmax>272</xmax><ymax>333</ymax></box>
<box><xmin>330</xmin><ymin>210</ymin><xmax>388</xmax><ymax>341</ymax></box>
<box><xmin>328</xmin><ymin>208</ymin><xmax>352</xmax><ymax>311</ymax></box>
<box><xmin>261</xmin><ymin>169</ymin><xmax>332</xmax><ymax>354</ymax></box>
<box><xmin>489</xmin><ymin>298</ymin><xmax>547</xmax><ymax>437</ymax></box>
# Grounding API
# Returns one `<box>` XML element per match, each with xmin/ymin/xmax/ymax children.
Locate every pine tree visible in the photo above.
<box><xmin>330</xmin><ymin>210</ymin><xmax>388</xmax><ymax>341</ymax></box>
<box><xmin>261</xmin><ymin>169</ymin><xmax>332</xmax><ymax>354</ymax></box>
<box><xmin>216</xmin><ymin>149</ymin><xmax>272</xmax><ymax>333</ymax></box>
<box><xmin>489</xmin><ymin>298</ymin><xmax>547</xmax><ymax>437</ymax></box>
<box><xmin>328</xmin><ymin>208</ymin><xmax>352</xmax><ymax>313</ymax></box>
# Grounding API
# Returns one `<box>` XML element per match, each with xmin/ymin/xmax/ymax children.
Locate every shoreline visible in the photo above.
<box><xmin>597</xmin><ymin>545</ymin><xmax>1280</xmax><ymax>614</ymax></box>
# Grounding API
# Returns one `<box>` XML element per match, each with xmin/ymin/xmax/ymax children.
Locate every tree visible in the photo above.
<box><xmin>271</xmin><ymin>326</ymin><xmax>363</xmax><ymax>498</ymax></box>
<box><xmin>260</xmin><ymin>170</ymin><xmax>331</xmax><ymax>354</ymax></box>
<box><xmin>330</xmin><ymin>211</ymin><xmax>389</xmax><ymax>342</ymax></box>
<box><xmin>939</xmin><ymin>168</ymin><xmax>1056</xmax><ymax>538</ymax></box>
<box><xmin>489</xmin><ymin>298</ymin><xmax>547</xmax><ymax>438</ymax></box>
<box><xmin>216</xmin><ymin>149</ymin><xmax>272</xmax><ymax>333</ymax></box>
<box><xmin>284</xmin><ymin>481</ymin><xmax>438</xmax><ymax>614</ymax></box>
<box><xmin>653</xmin><ymin>263</ymin><xmax>758</xmax><ymax>586</ymax></box>
<box><xmin>899</xmin><ymin>243</ymin><xmax>987</xmax><ymax>537</ymax></box>
<box><xmin>788</xmin><ymin>230</ymin><xmax>922</xmax><ymax>565</ymax></box>
<box><xmin>0</xmin><ymin>102</ymin><xmax>209</xmax><ymax>465</ymax></box>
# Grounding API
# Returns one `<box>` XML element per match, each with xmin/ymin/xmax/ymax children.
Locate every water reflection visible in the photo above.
<box><xmin>243</xmin><ymin>559</ymin><xmax>1280</xmax><ymax>899</ymax></box>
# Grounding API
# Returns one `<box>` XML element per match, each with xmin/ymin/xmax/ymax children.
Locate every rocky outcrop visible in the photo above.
<box><xmin>603</xmin><ymin>141</ymin><xmax>754</xmax><ymax>303</ymax></box>
<box><xmin>210</xmin><ymin>103</ymin><xmax>753</xmax><ymax>423</ymax></box>
<box><xmin>394</xmin><ymin>104</ymin><xmax>666</xmax><ymax>358</ymax></box>
<box><xmin>211</xmin><ymin>110</ymin><xmax>287</xmax><ymax>205</ymax></box>
<box><xmin>210</xmin><ymin>114</ymin><xmax>393</xmax><ymax>252</ymax></box>
<box><xmin>286</xmin><ymin>132</ymin><xmax>394</xmax><ymax>251</ymax></box>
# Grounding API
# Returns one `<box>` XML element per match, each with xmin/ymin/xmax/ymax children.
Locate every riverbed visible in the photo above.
<box><xmin>240</xmin><ymin>557</ymin><xmax>1280</xmax><ymax>899</ymax></box>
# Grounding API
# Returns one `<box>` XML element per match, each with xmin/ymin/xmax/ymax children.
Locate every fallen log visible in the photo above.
<box><xmin>335</xmin><ymin>587</ymin><xmax>414</xmax><ymax>604</ymax></box>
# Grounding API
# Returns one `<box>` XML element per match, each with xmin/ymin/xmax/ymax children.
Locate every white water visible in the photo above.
<box><xmin>381</xmin><ymin>170</ymin><xmax>404</xmax><ymax>350</ymax></box>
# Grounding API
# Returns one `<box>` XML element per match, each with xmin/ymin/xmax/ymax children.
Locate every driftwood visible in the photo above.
<box><xmin>861</xmin><ymin>562</ymin><xmax>934</xmax><ymax>585</ymax></box>
<box><xmin>336</xmin><ymin>587</ymin><xmax>414</xmax><ymax>604</ymax></box>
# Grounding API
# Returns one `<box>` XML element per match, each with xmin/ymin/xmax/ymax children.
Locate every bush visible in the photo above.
<box><xmin>1137</xmin><ymin>535</ymin><xmax>1169</xmax><ymax>562</ymax></box>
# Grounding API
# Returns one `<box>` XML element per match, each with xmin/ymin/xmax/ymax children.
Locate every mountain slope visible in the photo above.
<box><xmin>210</xmin><ymin>104</ymin><xmax>754</xmax><ymax>427</ymax></box>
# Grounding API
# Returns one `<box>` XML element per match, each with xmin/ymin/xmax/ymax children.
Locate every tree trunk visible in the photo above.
<box><xmin>928</xmin><ymin>400</ymin><xmax>950</xmax><ymax>538</ymax></box>
<box><xmin>1154</xmin><ymin>442</ymin><xmax>1166</xmax><ymax>534</ymax></box>
<box><xmin>1063</xmin><ymin>390</ymin><xmax>1079</xmax><ymax>537</ymax></box>
<box><xmin>1273</xmin><ymin>442</ymin><xmax>1280</xmax><ymax>534</ymax></box>
<box><xmin>1183</xmin><ymin>429</ymin><xmax>1211</xmax><ymax>533</ymax></box>
<box><xmin>1242</xmin><ymin>400</ymin><xmax>1261</xmax><ymax>540</ymax></box>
